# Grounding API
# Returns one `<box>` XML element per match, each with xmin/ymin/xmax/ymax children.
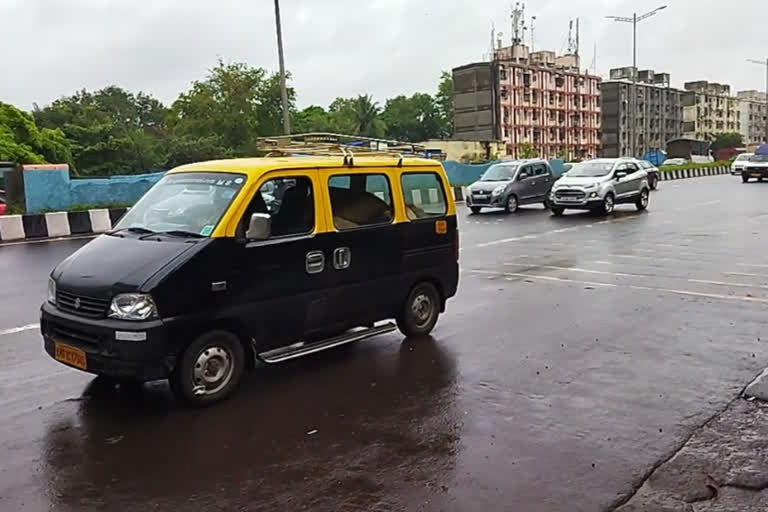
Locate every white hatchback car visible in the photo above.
<box><xmin>732</xmin><ymin>153</ymin><xmax>754</xmax><ymax>175</ymax></box>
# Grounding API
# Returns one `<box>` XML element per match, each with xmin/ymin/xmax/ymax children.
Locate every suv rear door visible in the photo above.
<box><xmin>615</xmin><ymin>162</ymin><xmax>641</xmax><ymax>198</ymax></box>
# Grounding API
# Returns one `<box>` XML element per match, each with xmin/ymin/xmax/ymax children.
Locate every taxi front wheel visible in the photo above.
<box><xmin>170</xmin><ymin>330</ymin><xmax>245</xmax><ymax>407</ymax></box>
<box><xmin>397</xmin><ymin>282</ymin><xmax>441</xmax><ymax>338</ymax></box>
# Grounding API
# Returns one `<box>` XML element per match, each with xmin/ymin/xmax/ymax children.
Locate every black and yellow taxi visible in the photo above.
<box><xmin>41</xmin><ymin>150</ymin><xmax>459</xmax><ymax>405</ymax></box>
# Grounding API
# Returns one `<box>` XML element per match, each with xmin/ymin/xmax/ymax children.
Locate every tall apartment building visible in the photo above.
<box><xmin>600</xmin><ymin>67</ymin><xmax>684</xmax><ymax>157</ymax></box>
<box><xmin>453</xmin><ymin>44</ymin><xmax>601</xmax><ymax>160</ymax></box>
<box><xmin>737</xmin><ymin>90</ymin><xmax>767</xmax><ymax>144</ymax></box>
<box><xmin>682</xmin><ymin>81</ymin><xmax>740</xmax><ymax>140</ymax></box>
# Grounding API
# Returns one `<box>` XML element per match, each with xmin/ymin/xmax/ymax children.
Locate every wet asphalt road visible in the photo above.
<box><xmin>2</xmin><ymin>175</ymin><xmax>768</xmax><ymax>511</ymax></box>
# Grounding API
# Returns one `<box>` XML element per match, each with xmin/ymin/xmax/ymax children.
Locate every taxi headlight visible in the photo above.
<box><xmin>108</xmin><ymin>293</ymin><xmax>158</xmax><ymax>321</ymax></box>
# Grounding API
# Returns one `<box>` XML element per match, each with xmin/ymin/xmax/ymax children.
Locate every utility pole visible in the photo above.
<box><xmin>747</xmin><ymin>58</ymin><xmax>768</xmax><ymax>143</ymax></box>
<box><xmin>606</xmin><ymin>5</ymin><xmax>668</xmax><ymax>157</ymax></box>
<box><xmin>274</xmin><ymin>0</ymin><xmax>291</xmax><ymax>135</ymax></box>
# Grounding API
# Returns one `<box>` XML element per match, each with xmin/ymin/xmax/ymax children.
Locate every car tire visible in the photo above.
<box><xmin>601</xmin><ymin>193</ymin><xmax>615</xmax><ymax>215</ymax></box>
<box><xmin>504</xmin><ymin>194</ymin><xmax>519</xmax><ymax>214</ymax></box>
<box><xmin>635</xmin><ymin>188</ymin><xmax>649</xmax><ymax>211</ymax></box>
<box><xmin>550</xmin><ymin>207</ymin><xmax>564</xmax><ymax>216</ymax></box>
<box><xmin>170</xmin><ymin>330</ymin><xmax>245</xmax><ymax>407</ymax></box>
<box><xmin>743</xmin><ymin>173</ymin><xmax>750</xmax><ymax>183</ymax></box>
<box><xmin>760</xmin><ymin>177</ymin><xmax>764</xmax><ymax>183</ymax></box>
<box><xmin>397</xmin><ymin>282</ymin><xmax>441</xmax><ymax>338</ymax></box>
<box><xmin>470</xmin><ymin>206</ymin><xmax>482</xmax><ymax>215</ymax></box>
<box><xmin>649</xmin><ymin>175</ymin><xmax>658</xmax><ymax>190</ymax></box>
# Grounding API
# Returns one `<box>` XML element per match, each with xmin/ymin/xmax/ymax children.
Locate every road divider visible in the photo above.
<box><xmin>659</xmin><ymin>165</ymin><xmax>730</xmax><ymax>181</ymax></box>
<box><xmin>0</xmin><ymin>207</ymin><xmax>127</xmax><ymax>244</ymax></box>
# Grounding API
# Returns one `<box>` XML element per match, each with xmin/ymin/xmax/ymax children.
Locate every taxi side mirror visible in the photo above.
<box><xmin>246</xmin><ymin>213</ymin><xmax>271</xmax><ymax>240</ymax></box>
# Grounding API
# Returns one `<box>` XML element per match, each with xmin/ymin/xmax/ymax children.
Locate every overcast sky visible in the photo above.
<box><xmin>2</xmin><ymin>0</ymin><xmax>767</xmax><ymax>111</ymax></box>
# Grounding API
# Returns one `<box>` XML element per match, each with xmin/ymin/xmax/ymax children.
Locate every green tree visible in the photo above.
<box><xmin>168</xmin><ymin>60</ymin><xmax>295</xmax><ymax>160</ymax></box>
<box><xmin>0</xmin><ymin>101</ymin><xmax>74</xmax><ymax>166</ymax></box>
<box><xmin>435</xmin><ymin>71</ymin><xmax>454</xmax><ymax>139</ymax></box>
<box><xmin>34</xmin><ymin>86</ymin><xmax>167</xmax><ymax>175</ymax></box>
<box><xmin>710</xmin><ymin>132</ymin><xmax>743</xmax><ymax>153</ymax></box>
<box><xmin>293</xmin><ymin>105</ymin><xmax>332</xmax><ymax>133</ymax></box>
<box><xmin>352</xmin><ymin>95</ymin><xmax>385</xmax><ymax>137</ymax></box>
<box><xmin>381</xmin><ymin>93</ymin><xmax>440</xmax><ymax>142</ymax></box>
<box><xmin>518</xmin><ymin>142</ymin><xmax>538</xmax><ymax>158</ymax></box>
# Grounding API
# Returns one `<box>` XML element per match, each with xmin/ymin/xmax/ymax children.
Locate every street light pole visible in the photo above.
<box><xmin>274</xmin><ymin>0</ymin><xmax>291</xmax><ymax>135</ymax></box>
<box><xmin>606</xmin><ymin>5</ymin><xmax>668</xmax><ymax>157</ymax></box>
<box><xmin>747</xmin><ymin>58</ymin><xmax>768</xmax><ymax>143</ymax></box>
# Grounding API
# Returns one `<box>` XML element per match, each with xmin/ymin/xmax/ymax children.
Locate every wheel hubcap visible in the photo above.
<box><xmin>605</xmin><ymin>196</ymin><xmax>614</xmax><ymax>213</ymax></box>
<box><xmin>641</xmin><ymin>191</ymin><xmax>648</xmax><ymax>207</ymax></box>
<box><xmin>411</xmin><ymin>293</ymin><xmax>434</xmax><ymax>328</ymax></box>
<box><xmin>192</xmin><ymin>346</ymin><xmax>233</xmax><ymax>396</ymax></box>
<box><xmin>508</xmin><ymin>197</ymin><xmax>517</xmax><ymax>211</ymax></box>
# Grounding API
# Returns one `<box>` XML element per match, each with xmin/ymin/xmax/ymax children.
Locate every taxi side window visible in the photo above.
<box><xmin>401</xmin><ymin>172</ymin><xmax>447</xmax><ymax>220</ymax></box>
<box><xmin>239</xmin><ymin>176</ymin><xmax>315</xmax><ymax>238</ymax></box>
<box><xmin>328</xmin><ymin>174</ymin><xmax>394</xmax><ymax>230</ymax></box>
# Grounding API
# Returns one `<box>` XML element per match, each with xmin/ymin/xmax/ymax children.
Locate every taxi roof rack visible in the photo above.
<box><xmin>256</xmin><ymin>132</ymin><xmax>427</xmax><ymax>167</ymax></box>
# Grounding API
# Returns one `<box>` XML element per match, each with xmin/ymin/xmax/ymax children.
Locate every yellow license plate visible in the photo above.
<box><xmin>55</xmin><ymin>343</ymin><xmax>87</xmax><ymax>370</ymax></box>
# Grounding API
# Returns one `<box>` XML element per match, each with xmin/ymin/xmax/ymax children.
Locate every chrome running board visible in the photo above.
<box><xmin>257</xmin><ymin>322</ymin><xmax>397</xmax><ymax>364</ymax></box>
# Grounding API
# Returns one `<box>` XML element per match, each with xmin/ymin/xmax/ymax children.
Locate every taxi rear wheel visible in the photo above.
<box><xmin>397</xmin><ymin>282</ymin><xmax>441</xmax><ymax>338</ymax></box>
<box><xmin>170</xmin><ymin>330</ymin><xmax>245</xmax><ymax>407</ymax></box>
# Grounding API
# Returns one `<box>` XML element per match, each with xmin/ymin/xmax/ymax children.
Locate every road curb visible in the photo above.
<box><xmin>659</xmin><ymin>165</ymin><xmax>729</xmax><ymax>181</ymax></box>
<box><xmin>0</xmin><ymin>207</ymin><xmax>128</xmax><ymax>244</ymax></box>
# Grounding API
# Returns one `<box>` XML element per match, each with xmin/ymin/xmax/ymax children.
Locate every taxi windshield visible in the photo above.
<box><xmin>568</xmin><ymin>161</ymin><xmax>615</xmax><ymax>177</ymax></box>
<box><xmin>114</xmin><ymin>172</ymin><xmax>245</xmax><ymax>237</ymax></box>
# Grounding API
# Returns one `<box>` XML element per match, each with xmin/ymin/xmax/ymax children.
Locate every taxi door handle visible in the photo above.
<box><xmin>333</xmin><ymin>247</ymin><xmax>351</xmax><ymax>270</ymax></box>
<box><xmin>306</xmin><ymin>251</ymin><xmax>325</xmax><ymax>274</ymax></box>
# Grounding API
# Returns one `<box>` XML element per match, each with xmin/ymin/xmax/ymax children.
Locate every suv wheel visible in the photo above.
<box><xmin>742</xmin><ymin>173</ymin><xmax>750</xmax><ymax>183</ymax></box>
<box><xmin>550</xmin><ymin>206</ymin><xmax>564</xmax><ymax>216</ymax></box>
<box><xmin>649</xmin><ymin>175</ymin><xmax>658</xmax><ymax>190</ymax></box>
<box><xmin>635</xmin><ymin>188</ymin><xmax>649</xmax><ymax>211</ymax></box>
<box><xmin>504</xmin><ymin>194</ymin><xmax>519</xmax><ymax>214</ymax></box>
<box><xmin>470</xmin><ymin>206</ymin><xmax>482</xmax><ymax>215</ymax></box>
<box><xmin>601</xmin><ymin>193</ymin><xmax>615</xmax><ymax>215</ymax></box>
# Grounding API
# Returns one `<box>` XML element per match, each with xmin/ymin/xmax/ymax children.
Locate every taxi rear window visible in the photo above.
<box><xmin>400</xmin><ymin>172</ymin><xmax>447</xmax><ymax>220</ymax></box>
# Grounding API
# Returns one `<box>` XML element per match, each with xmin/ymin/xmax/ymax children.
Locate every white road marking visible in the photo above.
<box><xmin>472</xmin><ymin>269</ymin><xmax>617</xmax><ymax>288</ymax></box>
<box><xmin>473</xmin><ymin>215</ymin><xmax>641</xmax><ymax>248</ymax></box>
<box><xmin>739</xmin><ymin>263</ymin><xmax>768</xmax><ymax>269</ymax></box>
<box><xmin>503</xmin><ymin>262</ymin><xmax>642</xmax><ymax>278</ymax></box>
<box><xmin>689</xmin><ymin>279</ymin><xmax>768</xmax><ymax>290</ymax></box>
<box><xmin>726</xmin><ymin>271</ymin><xmax>768</xmax><ymax>279</ymax></box>
<box><xmin>0</xmin><ymin>323</ymin><xmax>39</xmax><ymax>336</ymax></box>
<box><xmin>0</xmin><ymin>234</ymin><xmax>96</xmax><ymax>247</ymax></box>
<box><xmin>471</xmin><ymin>270</ymin><xmax>768</xmax><ymax>305</ymax></box>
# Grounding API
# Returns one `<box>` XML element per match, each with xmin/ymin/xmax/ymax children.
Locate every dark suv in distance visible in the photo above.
<box><xmin>637</xmin><ymin>160</ymin><xmax>660</xmax><ymax>190</ymax></box>
<box><xmin>466</xmin><ymin>159</ymin><xmax>554</xmax><ymax>214</ymax></box>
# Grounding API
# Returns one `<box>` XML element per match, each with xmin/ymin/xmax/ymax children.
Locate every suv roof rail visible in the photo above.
<box><xmin>256</xmin><ymin>132</ymin><xmax>433</xmax><ymax>167</ymax></box>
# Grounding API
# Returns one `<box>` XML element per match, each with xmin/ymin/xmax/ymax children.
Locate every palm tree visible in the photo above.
<box><xmin>353</xmin><ymin>95</ymin><xmax>380</xmax><ymax>137</ymax></box>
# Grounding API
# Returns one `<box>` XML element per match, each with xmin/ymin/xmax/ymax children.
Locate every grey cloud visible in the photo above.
<box><xmin>1</xmin><ymin>0</ymin><xmax>766</xmax><ymax>111</ymax></box>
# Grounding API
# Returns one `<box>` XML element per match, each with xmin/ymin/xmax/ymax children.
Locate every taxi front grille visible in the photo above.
<box><xmin>56</xmin><ymin>289</ymin><xmax>109</xmax><ymax>319</ymax></box>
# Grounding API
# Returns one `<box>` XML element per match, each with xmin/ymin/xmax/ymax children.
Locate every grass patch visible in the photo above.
<box><xmin>658</xmin><ymin>160</ymin><xmax>732</xmax><ymax>172</ymax></box>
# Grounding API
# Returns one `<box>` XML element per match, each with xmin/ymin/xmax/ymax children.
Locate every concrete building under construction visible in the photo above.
<box><xmin>453</xmin><ymin>41</ymin><xmax>601</xmax><ymax>160</ymax></box>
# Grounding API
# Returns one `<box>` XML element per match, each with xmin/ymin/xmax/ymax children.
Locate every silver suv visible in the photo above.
<box><xmin>467</xmin><ymin>159</ymin><xmax>553</xmax><ymax>214</ymax></box>
<box><xmin>549</xmin><ymin>158</ymin><xmax>650</xmax><ymax>216</ymax></box>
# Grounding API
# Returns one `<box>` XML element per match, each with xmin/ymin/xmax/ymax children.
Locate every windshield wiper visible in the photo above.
<box><xmin>109</xmin><ymin>226</ymin><xmax>155</xmax><ymax>237</ymax></box>
<box><xmin>140</xmin><ymin>230</ymin><xmax>205</xmax><ymax>240</ymax></box>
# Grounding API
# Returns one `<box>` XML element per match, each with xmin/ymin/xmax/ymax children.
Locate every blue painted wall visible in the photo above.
<box><xmin>23</xmin><ymin>167</ymin><xmax>165</xmax><ymax>213</ymax></box>
<box><xmin>443</xmin><ymin>159</ymin><xmax>568</xmax><ymax>186</ymax></box>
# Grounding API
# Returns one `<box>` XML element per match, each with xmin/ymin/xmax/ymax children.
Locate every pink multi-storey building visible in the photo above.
<box><xmin>454</xmin><ymin>44</ymin><xmax>601</xmax><ymax>160</ymax></box>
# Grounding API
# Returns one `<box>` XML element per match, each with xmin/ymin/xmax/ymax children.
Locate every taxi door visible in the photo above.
<box><xmin>321</xmin><ymin>169</ymin><xmax>403</xmax><ymax>325</ymax></box>
<box><xmin>226</xmin><ymin>170</ymin><xmax>335</xmax><ymax>348</ymax></box>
